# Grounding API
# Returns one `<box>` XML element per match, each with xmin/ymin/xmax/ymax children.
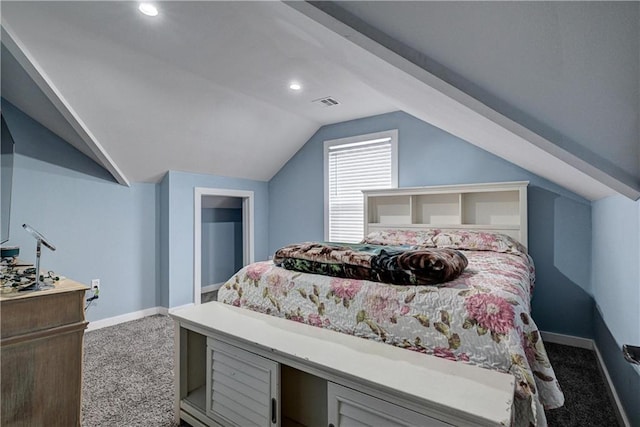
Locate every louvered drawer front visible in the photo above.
<box><xmin>328</xmin><ymin>383</ymin><xmax>451</xmax><ymax>427</ymax></box>
<box><xmin>207</xmin><ymin>338</ymin><xmax>280</xmax><ymax>427</ymax></box>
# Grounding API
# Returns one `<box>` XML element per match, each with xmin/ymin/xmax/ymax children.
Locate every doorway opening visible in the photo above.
<box><xmin>194</xmin><ymin>187</ymin><xmax>254</xmax><ymax>305</ymax></box>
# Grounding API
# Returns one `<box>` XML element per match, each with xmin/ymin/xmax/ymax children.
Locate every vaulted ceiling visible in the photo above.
<box><xmin>1</xmin><ymin>1</ymin><xmax>638</xmax><ymax>200</ymax></box>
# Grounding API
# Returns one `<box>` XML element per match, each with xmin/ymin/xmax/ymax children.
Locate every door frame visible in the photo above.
<box><xmin>194</xmin><ymin>187</ymin><xmax>254</xmax><ymax>305</ymax></box>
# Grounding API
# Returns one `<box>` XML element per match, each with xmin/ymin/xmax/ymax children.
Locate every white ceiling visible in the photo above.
<box><xmin>1</xmin><ymin>1</ymin><xmax>397</xmax><ymax>182</ymax></box>
<box><xmin>1</xmin><ymin>1</ymin><xmax>638</xmax><ymax>201</ymax></box>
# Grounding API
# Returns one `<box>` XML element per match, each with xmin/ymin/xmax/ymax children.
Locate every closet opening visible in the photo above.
<box><xmin>194</xmin><ymin>188</ymin><xmax>254</xmax><ymax>305</ymax></box>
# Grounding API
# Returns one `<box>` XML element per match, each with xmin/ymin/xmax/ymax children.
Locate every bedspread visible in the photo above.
<box><xmin>274</xmin><ymin>241</ymin><xmax>468</xmax><ymax>286</ymax></box>
<box><xmin>219</xmin><ymin>249</ymin><xmax>564</xmax><ymax>426</ymax></box>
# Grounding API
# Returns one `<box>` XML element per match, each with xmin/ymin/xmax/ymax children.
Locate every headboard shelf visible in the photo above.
<box><xmin>367</xmin><ymin>223</ymin><xmax>522</xmax><ymax>230</ymax></box>
<box><xmin>363</xmin><ymin>181</ymin><xmax>528</xmax><ymax>248</ymax></box>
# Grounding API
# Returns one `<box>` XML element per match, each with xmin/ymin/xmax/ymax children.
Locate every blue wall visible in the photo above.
<box><xmin>592</xmin><ymin>195</ymin><xmax>640</xmax><ymax>425</ymax></box>
<box><xmin>2</xmin><ymin>100</ymin><xmax>270</xmax><ymax>318</ymax></box>
<box><xmin>2</xmin><ymin>101</ymin><xmax>158</xmax><ymax>322</ymax></box>
<box><xmin>165</xmin><ymin>171</ymin><xmax>269</xmax><ymax>308</ymax></box>
<box><xmin>269</xmin><ymin>110</ymin><xmax>594</xmax><ymax>338</ymax></box>
<box><xmin>201</xmin><ymin>208</ymin><xmax>243</xmax><ymax>286</ymax></box>
<box><xmin>592</xmin><ymin>196</ymin><xmax>640</xmax><ymax>347</ymax></box>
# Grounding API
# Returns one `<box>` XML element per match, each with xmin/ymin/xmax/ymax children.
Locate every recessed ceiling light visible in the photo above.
<box><xmin>289</xmin><ymin>82</ymin><xmax>302</xmax><ymax>91</ymax></box>
<box><xmin>139</xmin><ymin>3</ymin><xmax>159</xmax><ymax>17</ymax></box>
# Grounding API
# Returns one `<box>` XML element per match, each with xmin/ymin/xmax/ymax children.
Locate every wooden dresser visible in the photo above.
<box><xmin>0</xmin><ymin>272</ymin><xmax>88</xmax><ymax>426</ymax></box>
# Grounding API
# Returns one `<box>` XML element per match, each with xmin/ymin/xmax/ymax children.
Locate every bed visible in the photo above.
<box><xmin>217</xmin><ymin>182</ymin><xmax>565</xmax><ymax>427</ymax></box>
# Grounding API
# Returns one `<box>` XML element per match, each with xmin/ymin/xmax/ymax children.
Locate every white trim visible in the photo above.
<box><xmin>86</xmin><ymin>307</ymin><xmax>165</xmax><ymax>331</ymax></box>
<box><xmin>323</xmin><ymin>129</ymin><xmax>398</xmax><ymax>241</ymax></box>
<box><xmin>540</xmin><ymin>331</ymin><xmax>593</xmax><ymax>349</ymax></box>
<box><xmin>86</xmin><ymin>304</ymin><xmax>195</xmax><ymax>332</ymax></box>
<box><xmin>202</xmin><ymin>282</ymin><xmax>225</xmax><ymax>293</ymax></box>
<box><xmin>194</xmin><ymin>187</ymin><xmax>254</xmax><ymax>306</ymax></box>
<box><xmin>540</xmin><ymin>331</ymin><xmax>631</xmax><ymax>426</ymax></box>
<box><xmin>592</xmin><ymin>344</ymin><xmax>632</xmax><ymax>427</ymax></box>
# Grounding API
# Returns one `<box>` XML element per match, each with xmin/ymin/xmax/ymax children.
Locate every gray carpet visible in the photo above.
<box><xmin>82</xmin><ymin>314</ymin><xmax>621</xmax><ymax>427</ymax></box>
<box><xmin>82</xmin><ymin>315</ymin><xmax>177</xmax><ymax>427</ymax></box>
<box><xmin>544</xmin><ymin>342</ymin><xmax>620</xmax><ymax>426</ymax></box>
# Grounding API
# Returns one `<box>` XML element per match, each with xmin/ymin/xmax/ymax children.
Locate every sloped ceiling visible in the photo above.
<box><xmin>1</xmin><ymin>1</ymin><xmax>638</xmax><ymax>201</ymax></box>
<box><xmin>1</xmin><ymin>1</ymin><xmax>397</xmax><ymax>183</ymax></box>
<box><xmin>291</xmin><ymin>1</ymin><xmax>639</xmax><ymax>200</ymax></box>
<box><xmin>325</xmin><ymin>1</ymin><xmax>640</xmax><ymax>184</ymax></box>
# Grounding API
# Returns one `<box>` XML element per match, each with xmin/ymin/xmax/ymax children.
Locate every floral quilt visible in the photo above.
<box><xmin>273</xmin><ymin>242</ymin><xmax>468</xmax><ymax>286</ymax></box>
<box><xmin>219</xmin><ymin>231</ymin><xmax>565</xmax><ymax>427</ymax></box>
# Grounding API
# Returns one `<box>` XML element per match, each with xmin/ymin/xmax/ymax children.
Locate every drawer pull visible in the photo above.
<box><xmin>271</xmin><ymin>397</ymin><xmax>277</xmax><ymax>424</ymax></box>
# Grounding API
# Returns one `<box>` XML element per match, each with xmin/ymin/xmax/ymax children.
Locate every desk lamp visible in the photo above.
<box><xmin>23</xmin><ymin>224</ymin><xmax>56</xmax><ymax>290</ymax></box>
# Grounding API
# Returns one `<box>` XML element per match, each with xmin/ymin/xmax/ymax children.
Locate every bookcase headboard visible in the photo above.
<box><xmin>363</xmin><ymin>181</ymin><xmax>528</xmax><ymax>248</ymax></box>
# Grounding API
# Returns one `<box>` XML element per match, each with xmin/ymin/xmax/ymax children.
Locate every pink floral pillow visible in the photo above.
<box><xmin>429</xmin><ymin>229</ymin><xmax>527</xmax><ymax>254</ymax></box>
<box><xmin>361</xmin><ymin>229</ymin><xmax>437</xmax><ymax>247</ymax></box>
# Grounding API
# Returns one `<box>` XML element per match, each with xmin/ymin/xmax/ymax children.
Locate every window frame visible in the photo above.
<box><xmin>323</xmin><ymin>129</ymin><xmax>398</xmax><ymax>241</ymax></box>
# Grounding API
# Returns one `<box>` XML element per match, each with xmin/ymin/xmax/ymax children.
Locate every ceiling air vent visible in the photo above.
<box><xmin>313</xmin><ymin>96</ymin><xmax>340</xmax><ymax>107</ymax></box>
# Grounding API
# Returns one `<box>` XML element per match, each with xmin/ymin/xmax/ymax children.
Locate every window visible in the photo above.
<box><xmin>324</xmin><ymin>130</ymin><xmax>398</xmax><ymax>242</ymax></box>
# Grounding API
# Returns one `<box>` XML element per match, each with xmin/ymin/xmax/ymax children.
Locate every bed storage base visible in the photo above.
<box><xmin>172</xmin><ymin>302</ymin><xmax>514</xmax><ymax>427</ymax></box>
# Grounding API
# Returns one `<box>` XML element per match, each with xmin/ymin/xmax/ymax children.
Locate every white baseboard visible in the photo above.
<box><xmin>86</xmin><ymin>303</ymin><xmax>195</xmax><ymax>331</ymax></box>
<box><xmin>540</xmin><ymin>331</ymin><xmax>593</xmax><ymax>349</ymax></box>
<box><xmin>86</xmin><ymin>307</ymin><xmax>165</xmax><ymax>331</ymax></box>
<box><xmin>202</xmin><ymin>282</ymin><xmax>225</xmax><ymax>293</ymax></box>
<box><xmin>541</xmin><ymin>330</ymin><xmax>630</xmax><ymax>427</ymax></box>
<box><xmin>592</xmin><ymin>344</ymin><xmax>631</xmax><ymax>427</ymax></box>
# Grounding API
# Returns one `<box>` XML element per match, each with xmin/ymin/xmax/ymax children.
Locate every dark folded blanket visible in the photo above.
<box><xmin>273</xmin><ymin>242</ymin><xmax>468</xmax><ymax>286</ymax></box>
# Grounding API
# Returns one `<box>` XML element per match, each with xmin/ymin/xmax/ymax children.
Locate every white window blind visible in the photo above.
<box><xmin>325</xmin><ymin>131</ymin><xmax>397</xmax><ymax>243</ymax></box>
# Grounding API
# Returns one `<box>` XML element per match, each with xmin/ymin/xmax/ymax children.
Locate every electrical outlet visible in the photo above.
<box><xmin>91</xmin><ymin>279</ymin><xmax>100</xmax><ymax>292</ymax></box>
